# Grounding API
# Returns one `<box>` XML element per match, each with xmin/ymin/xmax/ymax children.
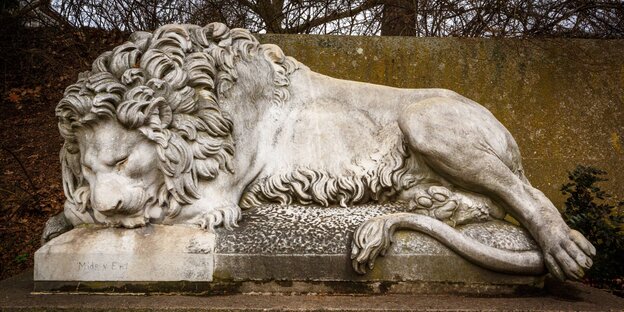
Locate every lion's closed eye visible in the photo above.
<box><xmin>82</xmin><ymin>165</ymin><xmax>93</xmax><ymax>175</ymax></box>
<box><xmin>114</xmin><ymin>156</ymin><xmax>129</xmax><ymax>170</ymax></box>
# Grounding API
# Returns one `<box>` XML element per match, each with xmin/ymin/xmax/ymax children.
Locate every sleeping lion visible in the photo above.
<box><xmin>47</xmin><ymin>23</ymin><xmax>594</xmax><ymax>281</ymax></box>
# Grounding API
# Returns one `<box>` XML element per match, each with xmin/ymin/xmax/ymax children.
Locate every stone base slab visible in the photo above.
<box><xmin>34</xmin><ymin>204</ymin><xmax>545</xmax><ymax>295</ymax></box>
<box><xmin>34</xmin><ymin>225</ymin><xmax>215</xmax><ymax>282</ymax></box>
<box><xmin>4</xmin><ymin>270</ymin><xmax>624</xmax><ymax>312</ymax></box>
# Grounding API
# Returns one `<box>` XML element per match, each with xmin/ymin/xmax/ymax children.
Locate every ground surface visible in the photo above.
<box><xmin>1</xmin><ymin>270</ymin><xmax>624</xmax><ymax>311</ymax></box>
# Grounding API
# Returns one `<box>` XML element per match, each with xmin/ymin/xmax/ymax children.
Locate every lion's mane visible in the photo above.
<box><xmin>56</xmin><ymin>23</ymin><xmax>299</xmax><ymax>220</ymax></box>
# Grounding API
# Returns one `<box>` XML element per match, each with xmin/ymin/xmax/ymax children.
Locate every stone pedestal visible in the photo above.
<box><xmin>34</xmin><ymin>204</ymin><xmax>544</xmax><ymax>294</ymax></box>
<box><xmin>34</xmin><ymin>225</ymin><xmax>215</xmax><ymax>282</ymax></box>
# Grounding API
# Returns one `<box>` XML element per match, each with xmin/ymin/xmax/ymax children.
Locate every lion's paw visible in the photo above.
<box><xmin>409</xmin><ymin>185</ymin><xmax>458</xmax><ymax>222</ymax></box>
<box><xmin>190</xmin><ymin>203</ymin><xmax>242</xmax><ymax>231</ymax></box>
<box><xmin>41</xmin><ymin>212</ymin><xmax>73</xmax><ymax>245</ymax></box>
<box><xmin>542</xmin><ymin>227</ymin><xmax>596</xmax><ymax>281</ymax></box>
<box><xmin>408</xmin><ymin>185</ymin><xmax>493</xmax><ymax>226</ymax></box>
<box><xmin>351</xmin><ymin>217</ymin><xmax>394</xmax><ymax>274</ymax></box>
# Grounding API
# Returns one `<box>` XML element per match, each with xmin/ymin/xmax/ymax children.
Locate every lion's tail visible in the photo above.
<box><xmin>351</xmin><ymin>212</ymin><xmax>545</xmax><ymax>275</ymax></box>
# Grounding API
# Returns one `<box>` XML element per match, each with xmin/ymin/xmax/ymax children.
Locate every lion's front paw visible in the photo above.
<box><xmin>542</xmin><ymin>227</ymin><xmax>596</xmax><ymax>281</ymax></box>
<box><xmin>41</xmin><ymin>212</ymin><xmax>73</xmax><ymax>244</ymax></box>
<box><xmin>189</xmin><ymin>203</ymin><xmax>241</xmax><ymax>231</ymax></box>
<box><xmin>351</xmin><ymin>217</ymin><xmax>394</xmax><ymax>274</ymax></box>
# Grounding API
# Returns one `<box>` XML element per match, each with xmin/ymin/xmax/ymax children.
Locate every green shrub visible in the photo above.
<box><xmin>561</xmin><ymin>165</ymin><xmax>623</xmax><ymax>292</ymax></box>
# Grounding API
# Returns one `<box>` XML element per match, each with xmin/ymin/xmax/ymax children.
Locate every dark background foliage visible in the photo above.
<box><xmin>561</xmin><ymin>166</ymin><xmax>624</xmax><ymax>295</ymax></box>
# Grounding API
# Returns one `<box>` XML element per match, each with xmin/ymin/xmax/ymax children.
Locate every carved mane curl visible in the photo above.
<box><xmin>56</xmin><ymin>23</ymin><xmax>299</xmax><ymax>219</ymax></box>
<box><xmin>240</xmin><ymin>138</ymin><xmax>418</xmax><ymax>209</ymax></box>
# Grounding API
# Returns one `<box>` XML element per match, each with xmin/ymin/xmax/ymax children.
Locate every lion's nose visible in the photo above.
<box><xmin>110</xmin><ymin>199</ymin><xmax>123</xmax><ymax>212</ymax></box>
<box><xmin>91</xmin><ymin>175</ymin><xmax>125</xmax><ymax>215</ymax></box>
<box><xmin>94</xmin><ymin>196</ymin><xmax>125</xmax><ymax>216</ymax></box>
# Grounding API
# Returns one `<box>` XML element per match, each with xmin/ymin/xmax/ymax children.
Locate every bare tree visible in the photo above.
<box><xmin>381</xmin><ymin>0</ymin><xmax>415</xmax><ymax>36</ymax></box>
<box><xmin>45</xmin><ymin>0</ymin><xmax>383</xmax><ymax>34</ymax></box>
<box><xmin>10</xmin><ymin>0</ymin><xmax>619</xmax><ymax>38</ymax></box>
<box><xmin>378</xmin><ymin>0</ymin><xmax>624</xmax><ymax>38</ymax></box>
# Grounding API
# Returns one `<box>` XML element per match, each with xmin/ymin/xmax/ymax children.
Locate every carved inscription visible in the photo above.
<box><xmin>78</xmin><ymin>261</ymin><xmax>128</xmax><ymax>272</ymax></box>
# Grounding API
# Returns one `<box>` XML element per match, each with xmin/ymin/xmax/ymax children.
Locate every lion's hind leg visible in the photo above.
<box><xmin>394</xmin><ymin>97</ymin><xmax>595</xmax><ymax>280</ymax></box>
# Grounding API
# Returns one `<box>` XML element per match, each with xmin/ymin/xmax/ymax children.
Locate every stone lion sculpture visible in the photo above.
<box><xmin>47</xmin><ymin>23</ymin><xmax>595</xmax><ymax>281</ymax></box>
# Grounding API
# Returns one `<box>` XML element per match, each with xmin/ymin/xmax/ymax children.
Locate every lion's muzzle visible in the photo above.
<box><xmin>91</xmin><ymin>173</ymin><xmax>147</xmax><ymax>217</ymax></box>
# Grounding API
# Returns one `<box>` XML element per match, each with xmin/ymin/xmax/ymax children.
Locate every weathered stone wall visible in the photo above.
<box><xmin>259</xmin><ymin>34</ymin><xmax>624</xmax><ymax>207</ymax></box>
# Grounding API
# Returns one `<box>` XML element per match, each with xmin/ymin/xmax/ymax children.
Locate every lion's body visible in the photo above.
<box><xmin>236</xmin><ymin>70</ymin><xmax>522</xmax><ymax>210</ymax></box>
<box><xmin>50</xmin><ymin>23</ymin><xmax>595</xmax><ymax>281</ymax></box>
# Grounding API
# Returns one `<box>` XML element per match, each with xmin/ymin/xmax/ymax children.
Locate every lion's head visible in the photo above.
<box><xmin>56</xmin><ymin>23</ymin><xmax>298</xmax><ymax>227</ymax></box>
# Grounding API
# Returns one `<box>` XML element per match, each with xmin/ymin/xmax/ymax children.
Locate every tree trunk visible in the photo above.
<box><xmin>381</xmin><ymin>0</ymin><xmax>416</xmax><ymax>36</ymax></box>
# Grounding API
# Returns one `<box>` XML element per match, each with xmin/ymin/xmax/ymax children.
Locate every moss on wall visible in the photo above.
<box><xmin>259</xmin><ymin>34</ymin><xmax>624</xmax><ymax>208</ymax></box>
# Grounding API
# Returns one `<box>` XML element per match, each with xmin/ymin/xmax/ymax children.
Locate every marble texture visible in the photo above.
<box><xmin>41</xmin><ymin>22</ymin><xmax>596</xmax><ymax>281</ymax></box>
